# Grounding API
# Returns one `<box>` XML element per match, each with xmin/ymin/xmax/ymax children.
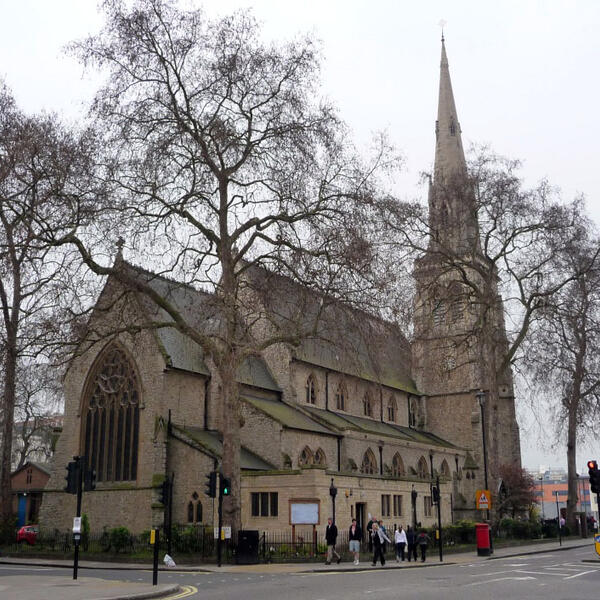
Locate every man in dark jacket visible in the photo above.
<box><xmin>325</xmin><ymin>517</ymin><xmax>341</xmax><ymax>564</ymax></box>
<box><xmin>406</xmin><ymin>525</ymin><xmax>417</xmax><ymax>562</ymax></box>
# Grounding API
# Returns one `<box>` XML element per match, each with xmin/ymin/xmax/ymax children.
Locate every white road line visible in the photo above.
<box><xmin>470</xmin><ymin>569</ymin><xmax>524</xmax><ymax>578</ymax></box>
<box><xmin>467</xmin><ymin>576</ymin><xmax>536</xmax><ymax>587</ymax></box>
<box><xmin>515</xmin><ymin>570</ymin><xmax>571</xmax><ymax>577</ymax></box>
<box><xmin>545</xmin><ymin>566</ymin><xmax>584</xmax><ymax>571</ymax></box>
<box><xmin>564</xmin><ymin>569</ymin><xmax>597</xmax><ymax>580</ymax></box>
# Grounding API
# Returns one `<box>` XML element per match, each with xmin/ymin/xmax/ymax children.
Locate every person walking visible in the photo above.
<box><xmin>325</xmin><ymin>517</ymin><xmax>341</xmax><ymax>565</ymax></box>
<box><xmin>406</xmin><ymin>525</ymin><xmax>417</xmax><ymax>562</ymax></box>
<box><xmin>394</xmin><ymin>525</ymin><xmax>407</xmax><ymax>562</ymax></box>
<box><xmin>371</xmin><ymin>522</ymin><xmax>391</xmax><ymax>566</ymax></box>
<box><xmin>348</xmin><ymin>518</ymin><xmax>362</xmax><ymax>565</ymax></box>
<box><xmin>416</xmin><ymin>529</ymin><xmax>431</xmax><ymax>562</ymax></box>
<box><xmin>378</xmin><ymin>520</ymin><xmax>388</xmax><ymax>555</ymax></box>
<box><xmin>366</xmin><ymin>516</ymin><xmax>375</xmax><ymax>553</ymax></box>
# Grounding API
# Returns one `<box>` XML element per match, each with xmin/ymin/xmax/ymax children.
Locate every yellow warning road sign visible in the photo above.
<box><xmin>594</xmin><ymin>533</ymin><xmax>600</xmax><ymax>557</ymax></box>
<box><xmin>476</xmin><ymin>489</ymin><xmax>492</xmax><ymax>510</ymax></box>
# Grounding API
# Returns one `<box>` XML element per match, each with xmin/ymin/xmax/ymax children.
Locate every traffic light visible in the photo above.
<box><xmin>588</xmin><ymin>460</ymin><xmax>600</xmax><ymax>494</ymax></box>
<box><xmin>84</xmin><ymin>467</ymin><xmax>97</xmax><ymax>491</ymax></box>
<box><xmin>205</xmin><ymin>471</ymin><xmax>217</xmax><ymax>498</ymax></box>
<box><xmin>432</xmin><ymin>485</ymin><xmax>440</xmax><ymax>504</ymax></box>
<box><xmin>65</xmin><ymin>461</ymin><xmax>79</xmax><ymax>494</ymax></box>
<box><xmin>220</xmin><ymin>475</ymin><xmax>231</xmax><ymax>497</ymax></box>
<box><xmin>158</xmin><ymin>479</ymin><xmax>170</xmax><ymax>505</ymax></box>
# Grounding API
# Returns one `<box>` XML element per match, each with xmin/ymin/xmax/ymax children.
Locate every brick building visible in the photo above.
<box><xmin>39</xmin><ymin>40</ymin><xmax>520</xmax><ymax>536</ymax></box>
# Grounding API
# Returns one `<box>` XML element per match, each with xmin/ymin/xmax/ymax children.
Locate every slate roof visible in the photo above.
<box><xmin>242</xmin><ymin>396</ymin><xmax>336</xmax><ymax>436</ymax></box>
<box><xmin>121</xmin><ymin>262</ymin><xmax>279</xmax><ymax>392</ymax></box>
<box><xmin>303</xmin><ymin>406</ymin><xmax>458</xmax><ymax>449</ymax></box>
<box><xmin>243</xmin><ymin>265</ymin><xmax>418</xmax><ymax>394</ymax></box>
<box><xmin>172</xmin><ymin>425</ymin><xmax>275</xmax><ymax>471</ymax></box>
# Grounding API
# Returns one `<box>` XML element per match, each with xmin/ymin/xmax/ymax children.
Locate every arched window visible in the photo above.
<box><xmin>363</xmin><ymin>392</ymin><xmax>373</xmax><ymax>417</ymax></box>
<box><xmin>335</xmin><ymin>382</ymin><xmax>347</xmax><ymax>411</ymax></box>
<box><xmin>441</xmin><ymin>459</ymin><xmax>450</xmax><ymax>478</ymax></box>
<box><xmin>392</xmin><ymin>453</ymin><xmax>405</xmax><ymax>477</ymax></box>
<box><xmin>305</xmin><ymin>375</ymin><xmax>317</xmax><ymax>404</ymax></box>
<box><xmin>387</xmin><ymin>396</ymin><xmax>397</xmax><ymax>422</ymax></box>
<box><xmin>314</xmin><ymin>448</ymin><xmax>326</xmax><ymax>466</ymax></box>
<box><xmin>187</xmin><ymin>493</ymin><xmax>203</xmax><ymax>523</ymax></box>
<box><xmin>361</xmin><ymin>449</ymin><xmax>377</xmax><ymax>475</ymax></box>
<box><xmin>299</xmin><ymin>446</ymin><xmax>314</xmax><ymax>466</ymax></box>
<box><xmin>81</xmin><ymin>344</ymin><xmax>141</xmax><ymax>482</ymax></box>
<box><xmin>409</xmin><ymin>398</ymin><xmax>418</xmax><ymax>428</ymax></box>
<box><xmin>417</xmin><ymin>456</ymin><xmax>429</xmax><ymax>479</ymax></box>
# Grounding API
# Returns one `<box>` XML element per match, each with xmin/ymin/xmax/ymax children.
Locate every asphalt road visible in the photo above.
<box><xmin>2</xmin><ymin>545</ymin><xmax>599</xmax><ymax>599</ymax></box>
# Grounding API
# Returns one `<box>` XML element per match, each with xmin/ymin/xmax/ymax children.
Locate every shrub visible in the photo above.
<box><xmin>109</xmin><ymin>527</ymin><xmax>131</xmax><ymax>553</ymax></box>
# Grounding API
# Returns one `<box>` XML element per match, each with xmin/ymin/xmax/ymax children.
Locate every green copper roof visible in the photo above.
<box><xmin>303</xmin><ymin>406</ymin><xmax>457</xmax><ymax>449</ymax></box>
<box><xmin>242</xmin><ymin>396</ymin><xmax>336</xmax><ymax>436</ymax></box>
<box><xmin>172</xmin><ymin>425</ymin><xmax>275</xmax><ymax>471</ymax></box>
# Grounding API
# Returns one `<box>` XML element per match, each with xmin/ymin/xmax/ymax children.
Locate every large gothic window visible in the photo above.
<box><xmin>81</xmin><ymin>345</ymin><xmax>141</xmax><ymax>482</ymax></box>
<box><xmin>361</xmin><ymin>449</ymin><xmax>377</xmax><ymax>475</ymax></box>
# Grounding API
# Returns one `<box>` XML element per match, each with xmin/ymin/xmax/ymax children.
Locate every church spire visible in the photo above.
<box><xmin>434</xmin><ymin>37</ymin><xmax>467</xmax><ymax>182</ymax></box>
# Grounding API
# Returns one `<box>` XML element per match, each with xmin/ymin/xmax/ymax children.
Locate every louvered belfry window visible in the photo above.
<box><xmin>82</xmin><ymin>345</ymin><xmax>140</xmax><ymax>482</ymax></box>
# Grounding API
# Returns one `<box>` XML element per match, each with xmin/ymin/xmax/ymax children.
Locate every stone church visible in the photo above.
<box><xmin>40</xmin><ymin>40</ymin><xmax>521</xmax><ymax>535</ymax></box>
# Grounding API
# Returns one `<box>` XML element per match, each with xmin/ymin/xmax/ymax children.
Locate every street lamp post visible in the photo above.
<box><xmin>329</xmin><ymin>478</ymin><xmax>338</xmax><ymax>524</ymax></box>
<box><xmin>476</xmin><ymin>389</ymin><xmax>493</xmax><ymax>554</ymax></box>
<box><xmin>411</xmin><ymin>485</ymin><xmax>418</xmax><ymax>529</ymax></box>
<box><xmin>555</xmin><ymin>490</ymin><xmax>562</xmax><ymax>546</ymax></box>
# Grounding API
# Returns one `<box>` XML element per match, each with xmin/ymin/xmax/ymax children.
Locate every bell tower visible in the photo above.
<box><xmin>412</xmin><ymin>38</ymin><xmax>521</xmax><ymax>512</ymax></box>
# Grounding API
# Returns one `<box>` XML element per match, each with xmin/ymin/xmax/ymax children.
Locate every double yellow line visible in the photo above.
<box><xmin>165</xmin><ymin>585</ymin><xmax>198</xmax><ymax>598</ymax></box>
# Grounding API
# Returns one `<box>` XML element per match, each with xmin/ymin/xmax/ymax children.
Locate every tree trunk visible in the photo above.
<box><xmin>0</xmin><ymin>337</ymin><xmax>17</xmax><ymax>537</ymax></box>
<box><xmin>220</xmin><ymin>366</ymin><xmax>242</xmax><ymax>534</ymax></box>
<box><xmin>566</xmin><ymin>400</ymin><xmax>579</xmax><ymax>532</ymax></box>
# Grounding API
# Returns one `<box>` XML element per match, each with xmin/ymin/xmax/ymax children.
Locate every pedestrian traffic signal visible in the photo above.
<box><xmin>205</xmin><ymin>471</ymin><xmax>217</xmax><ymax>498</ymax></box>
<box><xmin>432</xmin><ymin>485</ymin><xmax>440</xmax><ymax>504</ymax></box>
<box><xmin>588</xmin><ymin>460</ymin><xmax>600</xmax><ymax>494</ymax></box>
<box><xmin>220</xmin><ymin>475</ymin><xmax>231</xmax><ymax>497</ymax></box>
<box><xmin>65</xmin><ymin>461</ymin><xmax>79</xmax><ymax>494</ymax></box>
<box><xmin>158</xmin><ymin>479</ymin><xmax>170</xmax><ymax>505</ymax></box>
<box><xmin>84</xmin><ymin>467</ymin><xmax>97</xmax><ymax>491</ymax></box>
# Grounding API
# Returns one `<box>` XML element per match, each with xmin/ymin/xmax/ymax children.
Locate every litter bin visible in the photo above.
<box><xmin>236</xmin><ymin>530</ymin><xmax>259</xmax><ymax>564</ymax></box>
<box><xmin>475</xmin><ymin>523</ymin><xmax>491</xmax><ymax>556</ymax></box>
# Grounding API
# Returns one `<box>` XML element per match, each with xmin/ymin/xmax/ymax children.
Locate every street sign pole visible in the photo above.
<box><xmin>217</xmin><ymin>475</ymin><xmax>223</xmax><ymax>568</ymax></box>
<box><xmin>436</xmin><ymin>477</ymin><xmax>443</xmax><ymax>562</ymax></box>
<box><xmin>73</xmin><ymin>456</ymin><xmax>83</xmax><ymax>580</ymax></box>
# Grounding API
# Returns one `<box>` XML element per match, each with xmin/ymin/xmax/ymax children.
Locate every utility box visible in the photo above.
<box><xmin>236</xmin><ymin>530</ymin><xmax>259</xmax><ymax>564</ymax></box>
<box><xmin>475</xmin><ymin>523</ymin><xmax>491</xmax><ymax>556</ymax></box>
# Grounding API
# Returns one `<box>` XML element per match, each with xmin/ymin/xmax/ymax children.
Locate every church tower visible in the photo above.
<box><xmin>412</xmin><ymin>38</ymin><xmax>521</xmax><ymax>513</ymax></box>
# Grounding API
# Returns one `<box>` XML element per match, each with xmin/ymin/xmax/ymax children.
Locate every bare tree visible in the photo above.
<box><xmin>381</xmin><ymin>149</ymin><xmax>591</xmax><ymax>491</ymax></box>
<box><xmin>523</xmin><ymin>227</ymin><xmax>600</xmax><ymax>529</ymax></box>
<box><xmin>12</xmin><ymin>362</ymin><xmax>63</xmax><ymax>469</ymax></box>
<box><xmin>496</xmin><ymin>463</ymin><xmax>538</xmax><ymax>519</ymax></box>
<box><xmin>45</xmin><ymin>0</ymin><xmax>397</xmax><ymax>531</ymax></box>
<box><xmin>0</xmin><ymin>83</ymin><xmax>95</xmax><ymax>539</ymax></box>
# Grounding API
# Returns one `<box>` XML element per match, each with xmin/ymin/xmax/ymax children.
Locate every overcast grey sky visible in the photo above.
<box><xmin>1</xmin><ymin>0</ymin><xmax>599</xmax><ymax>471</ymax></box>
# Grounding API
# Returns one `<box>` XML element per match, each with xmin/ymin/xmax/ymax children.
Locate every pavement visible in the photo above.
<box><xmin>0</xmin><ymin>536</ymin><xmax>593</xmax><ymax>599</ymax></box>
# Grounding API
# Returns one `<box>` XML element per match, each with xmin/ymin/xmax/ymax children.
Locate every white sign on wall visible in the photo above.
<box><xmin>291</xmin><ymin>502</ymin><xmax>319</xmax><ymax>525</ymax></box>
<box><xmin>213</xmin><ymin>526</ymin><xmax>231</xmax><ymax>539</ymax></box>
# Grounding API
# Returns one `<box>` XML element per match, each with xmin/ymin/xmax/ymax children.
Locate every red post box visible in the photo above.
<box><xmin>475</xmin><ymin>523</ymin><xmax>491</xmax><ymax>556</ymax></box>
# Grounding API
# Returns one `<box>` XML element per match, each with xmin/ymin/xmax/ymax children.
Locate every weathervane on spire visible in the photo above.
<box><xmin>438</xmin><ymin>19</ymin><xmax>447</xmax><ymax>42</ymax></box>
